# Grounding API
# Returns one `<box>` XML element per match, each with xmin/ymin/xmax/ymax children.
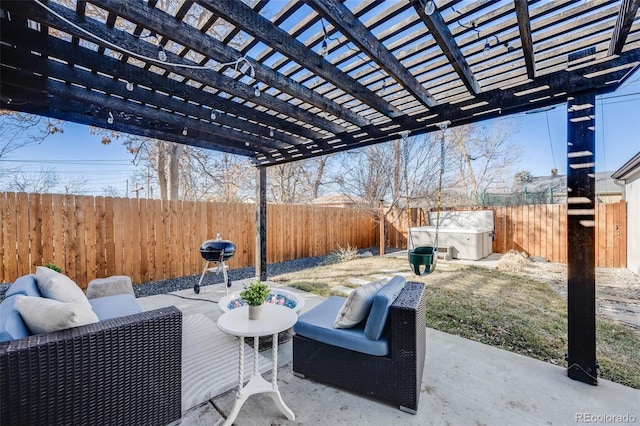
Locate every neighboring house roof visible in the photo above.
<box><xmin>311</xmin><ymin>194</ymin><xmax>363</xmax><ymax>207</ymax></box>
<box><xmin>511</xmin><ymin>172</ymin><xmax>622</xmax><ymax>195</ymax></box>
<box><xmin>611</xmin><ymin>152</ymin><xmax>640</xmax><ymax>182</ymax></box>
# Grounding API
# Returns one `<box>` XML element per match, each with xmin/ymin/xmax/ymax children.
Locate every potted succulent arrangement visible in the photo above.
<box><xmin>240</xmin><ymin>279</ymin><xmax>271</xmax><ymax>320</ymax></box>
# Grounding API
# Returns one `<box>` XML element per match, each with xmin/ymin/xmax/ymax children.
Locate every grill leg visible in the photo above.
<box><xmin>222</xmin><ymin>261</ymin><xmax>230</xmax><ymax>295</ymax></box>
<box><xmin>195</xmin><ymin>261</ymin><xmax>210</xmax><ymax>294</ymax></box>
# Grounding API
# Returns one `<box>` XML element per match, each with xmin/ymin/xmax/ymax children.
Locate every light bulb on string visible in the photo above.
<box><xmin>254</xmin><ymin>85</ymin><xmax>261</xmax><ymax>97</ymax></box>
<box><xmin>182</xmin><ymin>127</ymin><xmax>188</xmax><ymax>136</ymax></box>
<box><xmin>421</xmin><ymin>0</ymin><xmax>436</xmax><ymax>15</ymax></box>
<box><xmin>107</xmin><ymin>111</ymin><xmax>114</xmax><ymax>124</ymax></box>
<box><xmin>483</xmin><ymin>40</ymin><xmax>491</xmax><ymax>56</ymax></box>
<box><xmin>158</xmin><ymin>45</ymin><xmax>167</xmax><ymax>62</ymax></box>
<box><xmin>210</xmin><ymin>110</ymin><xmax>217</xmax><ymax>121</ymax></box>
<box><xmin>321</xmin><ymin>39</ymin><xmax>328</xmax><ymax>58</ymax></box>
<box><xmin>126</xmin><ymin>81</ymin><xmax>134</xmax><ymax>91</ymax></box>
<box><xmin>269</xmin><ymin>128</ymin><xmax>274</xmax><ymax>137</ymax></box>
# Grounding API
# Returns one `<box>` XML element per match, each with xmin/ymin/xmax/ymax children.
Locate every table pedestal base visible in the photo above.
<box><xmin>222</xmin><ymin>335</ymin><xmax>295</xmax><ymax>426</ymax></box>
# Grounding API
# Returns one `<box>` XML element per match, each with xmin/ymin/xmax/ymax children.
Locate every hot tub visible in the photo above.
<box><xmin>409</xmin><ymin>226</ymin><xmax>493</xmax><ymax>260</ymax></box>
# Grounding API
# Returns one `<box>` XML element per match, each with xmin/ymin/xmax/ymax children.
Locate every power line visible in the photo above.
<box><xmin>0</xmin><ymin>159</ymin><xmax>133</xmax><ymax>164</ymax></box>
<box><xmin>545</xmin><ymin>111</ymin><xmax>557</xmax><ymax>170</ymax></box>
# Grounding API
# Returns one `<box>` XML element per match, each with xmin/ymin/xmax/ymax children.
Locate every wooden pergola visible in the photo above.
<box><xmin>1</xmin><ymin>0</ymin><xmax>639</xmax><ymax>386</ymax></box>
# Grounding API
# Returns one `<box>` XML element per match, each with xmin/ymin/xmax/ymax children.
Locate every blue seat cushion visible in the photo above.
<box><xmin>0</xmin><ymin>295</ymin><xmax>30</xmax><ymax>342</ymax></box>
<box><xmin>364</xmin><ymin>276</ymin><xmax>406</xmax><ymax>340</ymax></box>
<box><xmin>5</xmin><ymin>274</ymin><xmax>41</xmax><ymax>298</ymax></box>
<box><xmin>294</xmin><ymin>296</ymin><xmax>389</xmax><ymax>356</ymax></box>
<box><xmin>89</xmin><ymin>294</ymin><xmax>142</xmax><ymax>321</ymax></box>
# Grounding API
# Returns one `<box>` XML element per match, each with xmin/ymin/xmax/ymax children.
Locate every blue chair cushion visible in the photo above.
<box><xmin>294</xmin><ymin>296</ymin><xmax>389</xmax><ymax>356</ymax></box>
<box><xmin>89</xmin><ymin>294</ymin><xmax>142</xmax><ymax>321</ymax></box>
<box><xmin>0</xmin><ymin>295</ymin><xmax>30</xmax><ymax>342</ymax></box>
<box><xmin>364</xmin><ymin>276</ymin><xmax>406</xmax><ymax>340</ymax></box>
<box><xmin>5</xmin><ymin>274</ymin><xmax>41</xmax><ymax>298</ymax></box>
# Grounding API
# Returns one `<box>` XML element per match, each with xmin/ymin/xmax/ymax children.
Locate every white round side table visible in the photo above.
<box><xmin>216</xmin><ymin>304</ymin><xmax>298</xmax><ymax>426</ymax></box>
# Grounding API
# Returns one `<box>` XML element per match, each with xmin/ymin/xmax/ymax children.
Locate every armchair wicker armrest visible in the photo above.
<box><xmin>293</xmin><ymin>282</ymin><xmax>426</xmax><ymax>413</ymax></box>
<box><xmin>0</xmin><ymin>306</ymin><xmax>182</xmax><ymax>426</ymax></box>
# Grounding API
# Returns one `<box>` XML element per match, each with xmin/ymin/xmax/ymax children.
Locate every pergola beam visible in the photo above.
<box><xmin>608</xmin><ymin>0</ymin><xmax>640</xmax><ymax>55</ymax></box>
<box><xmin>0</xmin><ymin>25</ymin><xmax>312</xmax><ymax>149</ymax></box>
<box><xmin>0</xmin><ymin>88</ymin><xmax>258</xmax><ymax>158</ymax></box>
<box><xmin>198</xmin><ymin>0</ymin><xmax>410</xmax><ymax>121</ymax></box>
<box><xmin>310</xmin><ymin>0</ymin><xmax>437</xmax><ymax>108</ymax></box>
<box><xmin>88</xmin><ymin>0</ymin><xmax>373</xmax><ymax>131</ymax></box>
<box><xmin>413</xmin><ymin>0</ymin><xmax>482</xmax><ymax>95</ymax></box>
<box><xmin>29</xmin><ymin>0</ymin><xmax>353</xmax><ymax>139</ymax></box>
<box><xmin>515</xmin><ymin>0</ymin><xmax>537</xmax><ymax>79</ymax></box>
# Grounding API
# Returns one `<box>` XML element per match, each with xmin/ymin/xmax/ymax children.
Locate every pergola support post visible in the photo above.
<box><xmin>256</xmin><ymin>166</ymin><xmax>267</xmax><ymax>281</ymax></box>
<box><xmin>566</xmin><ymin>90</ymin><xmax>598</xmax><ymax>385</ymax></box>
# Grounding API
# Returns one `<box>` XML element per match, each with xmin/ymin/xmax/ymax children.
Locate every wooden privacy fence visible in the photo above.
<box><xmin>0</xmin><ymin>193</ymin><xmax>377</xmax><ymax>286</ymax></box>
<box><xmin>384</xmin><ymin>201</ymin><xmax>627</xmax><ymax>268</ymax></box>
<box><xmin>492</xmin><ymin>201</ymin><xmax>627</xmax><ymax>267</ymax></box>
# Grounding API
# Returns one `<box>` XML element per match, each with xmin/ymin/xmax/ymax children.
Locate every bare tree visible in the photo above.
<box><xmin>62</xmin><ymin>176</ymin><xmax>89</xmax><ymax>194</ymax></box>
<box><xmin>447</xmin><ymin>120</ymin><xmax>520</xmax><ymax>205</ymax></box>
<box><xmin>96</xmin><ymin>130</ymin><xmax>187</xmax><ymax>200</ymax></box>
<box><xmin>101</xmin><ymin>185</ymin><xmax>123</xmax><ymax>197</ymax></box>
<box><xmin>300</xmin><ymin>156</ymin><xmax>333</xmax><ymax>200</ymax></box>
<box><xmin>335</xmin><ymin>132</ymin><xmax>442</xmax><ymax>213</ymax></box>
<box><xmin>0</xmin><ymin>111</ymin><xmax>64</xmax><ymax>188</ymax></box>
<box><xmin>184</xmin><ymin>151</ymin><xmax>253</xmax><ymax>202</ymax></box>
<box><xmin>267</xmin><ymin>162</ymin><xmax>308</xmax><ymax>204</ymax></box>
<box><xmin>7</xmin><ymin>166</ymin><xmax>59</xmax><ymax>193</ymax></box>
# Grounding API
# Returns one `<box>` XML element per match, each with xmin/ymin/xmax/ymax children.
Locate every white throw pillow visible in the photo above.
<box><xmin>35</xmin><ymin>266</ymin><xmax>90</xmax><ymax>306</ymax></box>
<box><xmin>15</xmin><ymin>295</ymin><xmax>99</xmax><ymax>335</ymax></box>
<box><xmin>333</xmin><ymin>278</ymin><xmax>388</xmax><ymax>328</ymax></box>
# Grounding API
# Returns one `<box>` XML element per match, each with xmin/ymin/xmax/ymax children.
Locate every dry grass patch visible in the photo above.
<box><xmin>273</xmin><ymin>256</ymin><xmax>640</xmax><ymax>389</ymax></box>
<box><xmin>496</xmin><ymin>250</ymin><xmax>530</xmax><ymax>272</ymax></box>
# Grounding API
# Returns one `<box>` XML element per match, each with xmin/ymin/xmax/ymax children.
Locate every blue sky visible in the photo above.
<box><xmin>3</xmin><ymin>71</ymin><xmax>639</xmax><ymax>196</ymax></box>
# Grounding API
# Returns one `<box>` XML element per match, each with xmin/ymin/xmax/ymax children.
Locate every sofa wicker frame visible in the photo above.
<box><xmin>0</xmin><ymin>306</ymin><xmax>182</xmax><ymax>426</ymax></box>
<box><xmin>293</xmin><ymin>282</ymin><xmax>427</xmax><ymax>413</ymax></box>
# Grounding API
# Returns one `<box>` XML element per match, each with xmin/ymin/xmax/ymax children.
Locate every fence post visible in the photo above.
<box><xmin>379</xmin><ymin>200</ymin><xmax>385</xmax><ymax>256</ymax></box>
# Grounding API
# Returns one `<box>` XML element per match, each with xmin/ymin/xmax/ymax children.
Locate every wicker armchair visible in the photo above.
<box><xmin>293</xmin><ymin>282</ymin><xmax>427</xmax><ymax>413</ymax></box>
<box><xmin>0</xmin><ymin>306</ymin><xmax>182</xmax><ymax>426</ymax></box>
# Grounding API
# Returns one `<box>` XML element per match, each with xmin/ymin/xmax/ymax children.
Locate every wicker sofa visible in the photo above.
<box><xmin>293</xmin><ymin>280</ymin><xmax>426</xmax><ymax>413</ymax></box>
<box><xmin>0</xmin><ymin>273</ymin><xmax>182</xmax><ymax>426</ymax></box>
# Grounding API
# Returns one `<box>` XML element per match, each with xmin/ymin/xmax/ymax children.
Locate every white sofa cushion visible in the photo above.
<box><xmin>15</xmin><ymin>295</ymin><xmax>99</xmax><ymax>335</ymax></box>
<box><xmin>333</xmin><ymin>278</ymin><xmax>387</xmax><ymax>328</ymax></box>
<box><xmin>35</xmin><ymin>266</ymin><xmax>90</xmax><ymax>307</ymax></box>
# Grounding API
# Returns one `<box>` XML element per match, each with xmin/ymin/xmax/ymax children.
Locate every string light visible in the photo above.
<box><xmin>107</xmin><ymin>111</ymin><xmax>114</xmax><ymax>124</ymax></box>
<box><xmin>158</xmin><ymin>45</ymin><xmax>167</xmax><ymax>61</ymax></box>
<box><xmin>269</xmin><ymin>128</ymin><xmax>274</xmax><ymax>137</ymax></box>
<box><xmin>320</xmin><ymin>19</ymin><xmax>329</xmax><ymax>58</ymax></box>
<box><xmin>420</xmin><ymin>0</ymin><xmax>436</xmax><ymax>15</ymax></box>
<box><xmin>254</xmin><ymin>85</ymin><xmax>261</xmax><ymax>97</ymax></box>
<box><xmin>126</xmin><ymin>81</ymin><xmax>134</xmax><ymax>91</ymax></box>
<box><xmin>483</xmin><ymin>40</ymin><xmax>491</xmax><ymax>56</ymax></box>
<box><xmin>182</xmin><ymin>127</ymin><xmax>188</xmax><ymax>136</ymax></box>
<box><xmin>483</xmin><ymin>35</ymin><xmax>514</xmax><ymax>56</ymax></box>
<box><xmin>33</xmin><ymin>0</ymin><xmax>263</xmax><ymax>87</ymax></box>
<box><xmin>210</xmin><ymin>110</ymin><xmax>217</xmax><ymax>120</ymax></box>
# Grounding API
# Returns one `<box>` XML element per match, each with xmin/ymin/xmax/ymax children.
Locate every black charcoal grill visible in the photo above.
<box><xmin>195</xmin><ymin>234</ymin><xmax>236</xmax><ymax>294</ymax></box>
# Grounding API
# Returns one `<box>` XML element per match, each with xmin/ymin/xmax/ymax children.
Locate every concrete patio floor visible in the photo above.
<box><xmin>138</xmin><ymin>279</ymin><xmax>639</xmax><ymax>426</ymax></box>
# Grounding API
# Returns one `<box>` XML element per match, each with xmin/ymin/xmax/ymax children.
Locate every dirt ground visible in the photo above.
<box><xmin>504</xmin><ymin>257</ymin><xmax>640</xmax><ymax>328</ymax></box>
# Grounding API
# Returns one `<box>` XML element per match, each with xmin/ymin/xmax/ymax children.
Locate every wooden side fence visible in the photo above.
<box><xmin>1</xmin><ymin>192</ymin><xmax>627</xmax><ymax>287</ymax></box>
<box><xmin>0</xmin><ymin>193</ymin><xmax>377</xmax><ymax>287</ymax></box>
<box><xmin>384</xmin><ymin>201</ymin><xmax>627</xmax><ymax>268</ymax></box>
